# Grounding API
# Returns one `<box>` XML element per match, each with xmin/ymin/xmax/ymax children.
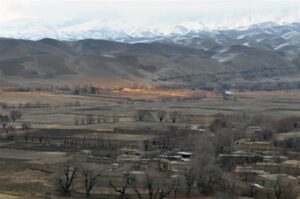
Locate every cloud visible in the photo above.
<box><xmin>0</xmin><ymin>0</ymin><xmax>299</xmax><ymax>27</ymax></box>
<box><xmin>0</xmin><ymin>0</ymin><xmax>22</xmax><ymax>22</ymax></box>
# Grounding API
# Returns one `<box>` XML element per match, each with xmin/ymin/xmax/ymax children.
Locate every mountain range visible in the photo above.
<box><xmin>0</xmin><ymin>22</ymin><xmax>299</xmax><ymax>90</ymax></box>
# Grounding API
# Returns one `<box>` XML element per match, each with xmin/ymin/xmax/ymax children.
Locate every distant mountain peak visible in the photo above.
<box><xmin>0</xmin><ymin>19</ymin><xmax>297</xmax><ymax>43</ymax></box>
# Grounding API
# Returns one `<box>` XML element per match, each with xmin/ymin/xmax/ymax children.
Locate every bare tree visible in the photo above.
<box><xmin>74</xmin><ymin>118</ymin><xmax>80</xmax><ymax>125</ymax></box>
<box><xmin>144</xmin><ymin>172</ymin><xmax>177</xmax><ymax>199</ymax></box>
<box><xmin>97</xmin><ymin>116</ymin><xmax>102</xmax><ymax>123</ymax></box>
<box><xmin>22</xmin><ymin>122</ymin><xmax>31</xmax><ymax>131</ymax></box>
<box><xmin>184</xmin><ymin>167</ymin><xmax>196</xmax><ymax>199</ymax></box>
<box><xmin>81</xmin><ymin>167</ymin><xmax>101</xmax><ymax>197</ymax></box>
<box><xmin>109</xmin><ymin>182</ymin><xmax>129</xmax><ymax>199</ymax></box>
<box><xmin>219</xmin><ymin>174</ymin><xmax>239</xmax><ymax>199</ymax></box>
<box><xmin>86</xmin><ymin>115</ymin><xmax>95</xmax><ymax>124</ymax></box>
<box><xmin>74</xmin><ymin>101</ymin><xmax>81</xmax><ymax>106</ymax></box>
<box><xmin>127</xmin><ymin>172</ymin><xmax>177</xmax><ymax>199</ymax></box>
<box><xmin>274</xmin><ymin>176</ymin><xmax>282</xmax><ymax>199</ymax></box>
<box><xmin>213</xmin><ymin>129</ymin><xmax>234</xmax><ymax>154</ymax></box>
<box><xmin>10</xmin><ymin>110</ymin><xmax>23</xmax><ymax>122</ymax></box>
<box><xmin>131</xmin><ymin>180</ymin><xmax>143</xmax><ymax>199</ymax></box>
<box><xmin>109</xmin><ymin>172</ymin><xmax>133</xmax><ymax>199</ymax></box>
<box><xmin>169</xmin><ymin>111</ymin><xmax>179</xmax><ymax>123</ymax></box>
<box><xmin>273</xmin><ymin>175</ymin><xmax>297</xmax><ymax>199</ymax></box>
<box><xmin>57</xmin><ymin>163</ymin><xmax>78</xmax><ymax>196</ymax></box>
<box><xmin>157</xmin><ymin>111</ymin><xmax>167</xmax><ymax>122</ymax></box>
<box><xmin>197</xmin><ymin>165</ymin><xmax>223</xmax><ymax>194</ymax></box>
<box><xmin>0</xmin><ymin>114</ymin><xmax>9</xmax><ymax>128</ymax></box>
<box><xmin>112</xmin><ymin>115</ymin><xmax>120</xmax><ymax>123</ymax></box>
<box><xmin>136</xmin><ymin>110</ymin><xmax>152</xmax><ymax>122</ymax></box>
<box><xmin>209</xmin><ymin>113</ymin><xmax>233</xmax><ymax>132</ymax></box>
<box><xmin>194</xmin><ymin>152</ymin><xmax>222</xmax><ymax>194</ymax></box>
<box><xmin>117</xmin><ymin>172</ymin><xmax>143</xmax><ymax>199</ymax></box>
<box><xmin>0</xmin><ymin>102</ymin><xmax>8</xmax><ymax>109</ymax></box>
<box><xmin>182</xmin><ymin>133</ymin><xmax>225</xmax><ymax>197</ymax></box>
<box><xmin>145</xmin><ymin>173</ymin><xmax>157</xmax><ymax>199</ymax></box>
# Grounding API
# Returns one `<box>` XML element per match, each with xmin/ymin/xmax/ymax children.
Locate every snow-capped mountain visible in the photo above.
<box><xmin>1</xmin><ymin>18</ymin><xmax>298</xmax><ymax>43</ymax></box>
<box><xmin>0</xmin><ymin>20</ymin><xmax>299</xmax><ymax>91</ymax></box>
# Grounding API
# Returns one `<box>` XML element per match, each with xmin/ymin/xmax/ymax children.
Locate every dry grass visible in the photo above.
<box><xmin>119</xmin><ymin>88</ymin><xmax>216</xmax><ymax>98</ymax></box>
<box><xmin>1</xmin><ymin>90</ymin><xmax>300</xmax><ymax>131</ymax></box>
<box><xmin>0</xmin><ymin>89</ymin><xmax>300</xmax><ymax>198</ymax></box>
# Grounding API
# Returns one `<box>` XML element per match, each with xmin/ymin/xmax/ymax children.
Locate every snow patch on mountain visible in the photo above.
<box><xmin>0</xmin><ymin>19</ymin><xmax>299</xmax><ymax>43</ymax></box>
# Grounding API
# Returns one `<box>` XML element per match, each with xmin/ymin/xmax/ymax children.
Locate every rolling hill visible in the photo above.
<box><xmin>0</xmin><ymin>22</ymin><xmax>299</xmax><ymax>90</ymax></box>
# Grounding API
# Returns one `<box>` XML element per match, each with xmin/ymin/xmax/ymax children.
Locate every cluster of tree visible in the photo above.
<box><xmin>109</xmin><ymin>171</ymin><xmax>178</xmax><ymax>199</ymax></box>
<box><xmin>64</xmin><ymin>101</ymin><xmax>81</xmax><ymax>107</ymax></box>
<box><xmin>57</xmin><ymin>163</ymin><xmax>101</xmax><ymax>197</ymax></box>
<box><xmin>21</xmin><ymin>122</ymin><xmax>32</xmax><ymax>130</ymax></box>
<box><xmin>74</xmin><ymin>115</ymin><xmax>120</xmax><ymax>125</ymax></box>
<box><xmin>209</xmin><ymin>113</ymin><xmax>300</xmax><ymax>148</ymax></box>
<box><xmin>63</xmin><ymin>138</ymin><xmax>116</xmax><ymax>149</ymax></box>
<box><xmin>57</xmin><ymin>162</ymin><xmax>178</xmax><ymax>199</ymax></box>
<box><xmin>205</xmin><ymin>112</ymin><xmax>300</xmax><ymax>198</ymax></box>
<box><xmin>119</xmin><ymin>83</ymin><xmax>150</xmax><ymax>90</ymax></box>
<box><xmin>0</xmin><ymin>111</ymin><xmax>23</xmax><ymax>128</ymax></box>
<box><xmin>52</xmin><ymin>128</ymin><xmax>242</xmax><ymax>198</ymax></box>
<box><xmin>17</xmin><ymin>111</ymin><xmax>298</xmax><ymax>198</ymax></box>
<box><xmin>72</xmin><ymin>85</ymin><xmax>103</xmax><ymax>95</ymax></box>
<box><xmin>0</xmin><ymin>102</ymin><xmax>46</xmax><ymax>109</ymax></box>
<box><xmin>18</xmin><ymin>102</ymin><xmax>50</xmax><ymax>108</ymax></box>
<box><xmin>136</xmin><ymin>110</ymin><xmax>179</xmax><ymax>123</ymax></box>
<box><xmin>42</xmin><ymin>85</ymin><xmax>95</xmax><ymax>95</ymax></box>
<box><xmin>0</xmin><ymin>114</ymin><xmax>9</xmax><ymax>128</ymax></box>
<box><xmin>182</xmin><ymin>133</ymin><xmax>242</xmax><ymax>199</ymax></box>
<box><xmin>1</xmin><ymin>102</ymin><xmax>49</xmax><ymax>109</ymax></box>
<box><xmin>235</xmin><ymin>81</ymin><xmax>300</xmax><ymax>91</ymax></box>
<box><xmin>48</xmin><ymin>85</ymin><xmax>118</xmax><ymax>95</ymax></box>
<box><xmin>10</xmin><ymin>110</ymin><xmax>23</xmax><ymax>122</ymax></box>
<box><xmin>154</xmin><ymin>126</ymin><xmax>200</xmax><ymax>151</ymax></box>
<box><xmin>17</xmin><ymin>101</ymin><xmax>80</xmax><ymax>108</ymax></box>
<box><xmin>0</xmin><ymin>102</ymin><xmax>8</xmax><ymax>109</ymax></box>
<box><xmin>73</xmin><ymin>86</ymin><xmax>94</xmax><ymax>95</ymax></box>
<box><xmin>157</xmin><ymin>66</ymin><xmax>300</xmax><ymax>92</ymax></box>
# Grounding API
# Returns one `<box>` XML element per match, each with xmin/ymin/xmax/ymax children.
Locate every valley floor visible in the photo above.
<box><xmin>0</xmin><ymin>89</ymin><xmax>299</xmax><ymax>198</ymax></box>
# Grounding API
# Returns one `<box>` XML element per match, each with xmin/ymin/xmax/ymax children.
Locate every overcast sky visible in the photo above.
<box><xmin>0</xmin><ymin>0</ymin><xmax>299</xmax><ymax>28</ymax></box>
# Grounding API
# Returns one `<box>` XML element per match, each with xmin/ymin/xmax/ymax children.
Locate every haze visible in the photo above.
<box><xmin>0</xmin><ymin>0</ymin><xmax>299</xmax><ymax>29</ymax></box>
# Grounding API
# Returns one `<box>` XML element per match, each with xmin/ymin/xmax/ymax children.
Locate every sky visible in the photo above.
<box><xmin>0</xmin><ymin>0</ymin><xmax>299</xmax><ymax>29</ymax></box>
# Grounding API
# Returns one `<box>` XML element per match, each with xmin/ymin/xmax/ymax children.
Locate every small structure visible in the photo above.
<box><xmin>158</xmin><ymin>158</ymin><xmax>188</xmax><ymax>172</ymax></box>
<box><xmin>143</xmin><ymin>138</ymin><xmax>159</xmax><ymax>151</ymax></box>
<box><xmin>219</xmin><ymin>151</ymin><xmax>263</xmax><ymax>170</ymax></box>
<box><xmin>235</xmin><ymin>165</ymin><xmax>268</xmax><ymax>182</ymax></box>
<box><xmin>235</xmin><ymin>141</ymin><xmax>273</xmax><ymax>152</ymax></box>
<box><xmin>157</xmin><ymin>151</ymin><xmax>192</xmax><ymax>172</ymax></box>
<box><xmin>282</xmin><ymin>160</ymin><xmax>300</xmax><ymax>175</ymax></box>
<box><xmin>245</xmin><ymin>126</ymin><xmax>262</xmax><ymax>141</ymax></box>
<box><xmin>256</xmin><ymin>173</ymin><xmax>298</xmax><ymax>188</ymax></box>
<box><xmin>178</xmin><ymin>151</ymin><xmax>192</xmax><ymax>159</ymax></box>
<box><xmin>262</xmin><ymin>155</ymin><xmax>287</xmax><ymax>163</ymax></box>
<box><xmin>255</xmin><ymin>162</ymin><xmax>280</xmax><ymax>174</ymax></box>
<box><xmin>120</xmin><ymin>148</ymin><xmax>144</xmax><ymax>156</ymax></box>
<box><xmin>189</xmin><ymin>125</ymin><xmax>205</xmax><ymax>132</ymax></box>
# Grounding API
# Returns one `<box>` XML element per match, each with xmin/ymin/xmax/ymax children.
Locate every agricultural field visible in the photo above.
<box><xmin>0</xmin><ymin>89</ymin><xmax>300</xmax><ymax>198</ymax></box>
<box><xmin>0</xmin><ymin>1</ymin><xmax>299</xmax><ymax>198</ymax></box>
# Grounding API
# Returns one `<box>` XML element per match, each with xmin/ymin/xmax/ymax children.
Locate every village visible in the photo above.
<box><xmin>0</xmin><ymin>89</ymin><xmax>299</xmax><ymax>198</ymax></box>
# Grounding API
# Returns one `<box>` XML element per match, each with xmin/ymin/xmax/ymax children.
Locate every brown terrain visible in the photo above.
<box><xmin>0</xmin><ymin>22</ymin><xmax>299</xmax><ymax>199</ymax></box>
